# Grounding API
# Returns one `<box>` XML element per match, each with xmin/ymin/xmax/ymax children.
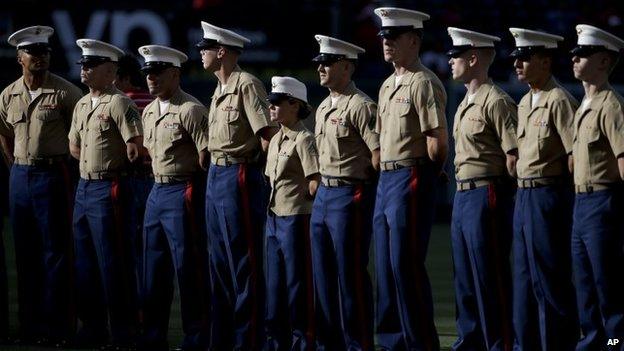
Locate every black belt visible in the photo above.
<box><xmin>517</xmin><ymin>177</ymin><xmax>569</xmax><ymax>188</ymax></box>
<box><xmin>456</xmin><ymin>176</ymin><xmax>508</xmax><ymax>192</ymax></box>
<box><xmin>81</xmin><ymin>171</ymin><xmax>126</xmax><ymax>180</ymax></box>
<box><xmin>320</xmin><ymin>176</ymin><xmax>368</xmax><ymax>187</ymax></box>
<box><xmin>14</xmin><ymin>156</ymin><xmax>66</xmax><ymax>167</ymax></box>
<box><xmin>380</xmin><ymin>158</ymin><xmax>430</xmax><ymax>171</ymax></box>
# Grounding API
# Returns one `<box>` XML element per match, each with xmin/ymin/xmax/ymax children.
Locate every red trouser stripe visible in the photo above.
<box><xmin>183</xmin><ymin>181</ymin><xmax>209</xmax><ymax>327</ymax></box>
<box><xmin>408</xmin><ymin>167</ymin><xmax>432</xmax><ymax>351</ymax></box>
<box><xmin>352</xmin><ymin>185</ymin><xmax>371</xmax><ymax>350</ymax></box>
<box><xmin>487</xmin><ymin>184</ymin><xmax>512</xmax><ymax>351</ymax></box>
<box><xmin>237</xmin><ymin>164</ymin><xmax>258</xmax><ymax>349</ymax></box>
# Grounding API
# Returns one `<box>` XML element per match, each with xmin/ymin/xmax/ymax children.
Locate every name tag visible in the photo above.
<box><xmin>222</xmin><ymin>106</ymin><xmax>239</xmax><ymax>112</ymax></box>
<box><xmin>163</xmin><ymin>122</ymin><xmax>180</xmax><ymax>130</ymax></box>
<box><xmin>96</xmin><ymin>114</ymin><xmax>109</xmax><ymax>121</ymax></box>
<box><xmin>38</xmin><ymin>104</ymin><xmax>58</xmax><ymax>110</ymax></box>
<box><xmin>467</xmin><ymin>117</ymin><xmax>484</xmax><ymax>123</ymax></box>
<box><xmin>395</xmin><ymin>97</ymin><xmax>411</xmax><ymax>104</ymax></box>
<box><xmin>532</xmin><ymin>119</ymin><xmax>548</xmax><ymax>127</ymax></box>
<box><xmin>329</xmin><ymin>117</ymin><xmax>347</xmax><ymax>126</ymax></box>
<box><xmin>278</xmin><ymin>151</ymin><xmax>290</xmax><ymax>159</ymax></box>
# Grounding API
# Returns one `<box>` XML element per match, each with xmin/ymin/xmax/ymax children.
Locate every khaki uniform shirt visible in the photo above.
<box><xmin>376</xmin><ymin>63</ymin><xmax>447</xmax><ymax>162</ymax></box>
<box><xmin>69</xmin><ymin>87</ymin><xmax>142</xmax><ymax>177</ymax></box>
<box><xmin>207</xmin><ymin>65</ymin><xmax>275</xmax><ymax>159</ymax></box>
<box><xmin>265</xmin><ymin>121</ymin><xmax>319</xmax><ymax>216</ymax></box>
<box><xmin>0</xmin><ymin>73</ymin><xmax>83</xmax><ymax>163</ymax></box>
<box><xmin>315</xmin><ymin>82</ymin><xmax>379</xmax><ymax>180</ymax></box>
<box><xmin>573</xmin><ymin>86</ymin><xmax>624</xmax><ymax>186</ymax></box>
<box><xmin>142</xmin><ymin>89</ymin><xmax>209</xmax><ymax>178</ymax></box>
<box><xmin>517</xmin><ymin>77</ymin><xmax>578</xmax><ymax>179</ymax></box>
<box><xmin>453</xmin><ymin>81</ymin><xmax>518</xmax><ymax>180</ymax></box>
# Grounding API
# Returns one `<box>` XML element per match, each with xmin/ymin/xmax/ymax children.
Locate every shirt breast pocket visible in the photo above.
<box><xmin>36</xmin><ymin>108</ymin><xmax>61</xmax><ymax>122</ymax></box>
<box><xmin>397</xmin><ymin>104</ymin><xmax>412</xmax><ymax>138</ymax></box>
<box><xmin>170</xmin><ymin>128</ymin><xmax>185</xmax><ymax>143</ymax></box>
<box><xmin>536</xmin><ymin>112</ymin><xmax>552</xmax><ymax>140</ymax></box>
<box><xmin>466</xmin><ymin>115</ymin><xmax>487</xmax><ymax>135</ymax></box>
<box><xmin>99</xmin><ymin>120</ymin><xmax>112</xmax><ymax>133</ymax></box>
<box><xmin>7</xmin><ymin>111</ymin><xmax>25</xmax><ymax>126</ymax></box>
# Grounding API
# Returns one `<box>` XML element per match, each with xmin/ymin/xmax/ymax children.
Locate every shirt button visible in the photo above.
<box><xmin>86</xmin><ymin>128</ymin><xmax>89</xmax><ymax>132</ymax></box>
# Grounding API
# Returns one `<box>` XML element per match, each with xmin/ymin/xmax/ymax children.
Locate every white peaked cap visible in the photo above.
<box><xmin>76</xmin><ymin>39</ymin><xmax>124</xmax><ymax>61</ymax></box>
<box><xmin>200</xmin><ymin>21</ymin><xmax>251</xmax><ymax>49</ymax></box>
<box><xmin>314</xmin><ymin>35</ymin><xmax>365</xmax><ymax>59</ymax></box>
<box><xmin>270</xmin><ymin>76</ymin><xmax>308</xmax><ymax>103</ymax></box>
<box><xmin>575</xmin><ymin>24</ymin><xmax>624</xmax><ymax>52</ymax></box>
<box><xmin>374</xmin><ymin>7</ymin><xmax>430</xmax><ymax>29</ymax></box>
<box><xmin>509</xmin><ymin>28</ymin><xmax>563</xmax><ymax>48</ymax></box>
<box><xmin>8</xmin><ymin>25</ymin><xmax>54</xmax><ymax>47</ymax></box>
<box><xmin>447</xmin><ymin>27</ymin><xmax>501</xmax><ymax>47</ymax></box>
<box><xmin>138</xmin><ymin>45</ymin><xmax>188</xmax><ymax>67</ymax></box>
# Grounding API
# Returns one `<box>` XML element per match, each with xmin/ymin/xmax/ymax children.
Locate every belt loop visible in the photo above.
<box><xmin>587</xmin><ymin>185</ymin><xmax>593</xmax><ymax>194</ymax></box>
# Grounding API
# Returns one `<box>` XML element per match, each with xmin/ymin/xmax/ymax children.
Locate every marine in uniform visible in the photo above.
<box><xmin>446</xmin><ymin>27</ymin><xmax>517</xmax><ymax>351</ymax></box>
<box><xmin>373</xmin><ymin>8</ymin><xmax>449</xmax><ymax>351</ymax></box>
<box><xmin>0</xmin><ymin>26</ymin><xmax>83</xmax><ymax>346</ymax></box>
<box><xmin>69</xmin><ymin>39</ymin><xmax>142</xmax><ymax>349</ymax></box>
<box><xmin>570</xmin><ymin>25</ymin><xmax>624</xmax><ymax>351</ymax></box>
<box><xmin>310</xmin><ymin>35</ymin><xmax>378</xmax><ymax>350</ymax></box>
<box><xmin>264</xmin><ymin>76</ymin><xmax>319</xmax><ymax>351</ymax></box>
<box><xmin>508</xmin><ymin>28</ymin><xmax>579</xmax><ymax>351</ymax></box>
<box><xmin>138</xmin><ymin>45</ymin><xmax>211</xmax><ymax>351</ymax></box>
<box><xmin>197</xmin><ymin>21</ymin><xmax>276</xmax><ymax>350</ymax></box>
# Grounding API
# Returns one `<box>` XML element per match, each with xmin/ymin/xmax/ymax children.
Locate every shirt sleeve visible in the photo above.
<box><xmin>240</xmin><ymin>80</ymin><xmax>275</xmax><ymax>134</ymax></box>
<box><xmin>68</xmin><ymin>102</ymin><xmax>81</xmax><ymax>146</ymax></box>
<box><xmin>351</xmin><ymin>100</ymin><xmax>380</xmax><ymax>151</ymax></box>
<box><xmin>413</xmin><ymin>79</ymin><xmax>447</xmax><ymax>133</ymax></box>
<box><xmin>551</xmin><ymin>98</ymin><xmax>577</xmax><ymax>154</ymax></box>
<box><xmin>110</xmin><ymin>95</ymin><xmax>143</xmax><ymax>143</ymax></box>
<box><xmin>488</xmin><ymin>98</ymin><xmax>518</xmax><ymax>153</ymax></box>
<box><xmin>0</xmin><ymin>89</ymin><xmax>14</xmax><ymax>137</ymax></box>
<box><xmin>182</xmin><ymin>103</ymin><xmax>210</xmax><ymax>153</ymax></box>
<box><xmin>600</xmin><ymin>102</ymin><xmax>624</xmax><ymax>158</ymax></box>
<box><xmin>296</xmin><ymin>132</ymin><xmax>320</xmax><ymax>178</ymax></box>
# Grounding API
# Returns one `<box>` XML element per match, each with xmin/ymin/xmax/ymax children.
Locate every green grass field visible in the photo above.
<box><xmin>1</xmin><ymin>222</ymin><xmax>457</xmax><ymax>351</ymax></box>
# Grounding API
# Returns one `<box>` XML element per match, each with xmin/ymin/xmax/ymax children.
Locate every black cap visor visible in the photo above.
<box><xmin>312</xmin><ymin>53</ymin><xmax>349</xmax><ymax>65</ymax></box>
<box><xmin>18</xmin><ymin>43</ymin><xmax>51</xmax><ymax>56</ymax></box>
<box><xmin>570</xmin><ymin>45</ymin><xmax>611</xmax><ymax>58</ymax></box>
<box><xmin>140</xmin><ymin>61</ymin><xmax>176</xmax><ymax>75</ymax></box>
<box><xmin>377</xmin><ymin>26</ymin><xmax>416</xmax><ymax>40</ymax></box>
<box><xmin>77</xmin><ymin>56</ymin><xmax>113</xmax><ymax>68</ymax></box>
<box><xmin>195</xmin><ymin>38</ymin><xmax>219</xmax><ymax>51</ymax></box>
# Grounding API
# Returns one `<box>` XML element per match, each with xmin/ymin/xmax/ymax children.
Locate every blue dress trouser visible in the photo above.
<box><xmin>451</xmin><ymin>182</ymin><xmax>514</xmax><ymax>351</ymax></box>
<box><xmin>0</xmin><ymin>162</ymin><xmax>7</xmax><ymax>339</ymax></box>
<box><xmin>206</xmin><ymin>163</ymin><xmax>267</xmax><ymax>350</ymax></box>
<box><xmin>0</xmin><ymin>211</ymin><xmax>7</xmax><ymax>340</ymax></box>
<box><xmin>264</xmin><ymin>212</ymin><xmax>314</xmax><ymax>351</ymax></box>
<box><xmin>512</xmin><ymin>185</ymin><xmax>578</xmax><ymax>351</ymax></box>
<box><xmin>9</xmin><ymin>163</ymin><xmax>75</xmax><ymax>340</ymax></box>
<box><xmin>141</xmin><ymin>178</ymin><xmax>210</xmax><ymax>350</ymax></box>
<box><xmin>572</xmin><ymin>189</ymin><xmax>624</xmax><ymax>351</ymax></box>
<box><xmin>310</xmin><ymin>183</ymin><xmax>375</xmax><ymax>350</ymax></box>
<box><xmin>374</xmin><ymin>164</ymin><xmax>439</xmax><ymax>351</ymax></box>
<box><xmin>73</xmin><ymin>178</ymin><xmax>139</xmax><ymax>343</ymax></box>
<box><xmin>129</xmin><ymin>176</ymin><xmax>154</xmax><ymax>305</ymax></box>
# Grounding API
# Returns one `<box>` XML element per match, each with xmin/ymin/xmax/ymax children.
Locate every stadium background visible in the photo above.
<box><xmin>1</xmin><ymin>0</ymin><xmax>624</xmax><ymax>349</ymax></box>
